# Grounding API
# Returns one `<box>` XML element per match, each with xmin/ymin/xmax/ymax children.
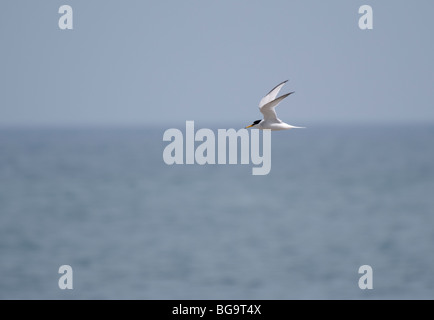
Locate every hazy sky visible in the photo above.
<box><xmin>1</xmin><ymin>1</ymin><xmax>433</xmax><ymax>126</ymax></box>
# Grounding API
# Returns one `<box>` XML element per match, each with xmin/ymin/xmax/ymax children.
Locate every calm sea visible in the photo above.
<box><xmin>0</xmin><ymin>124</ymin><xmax>433</xmax><ymax>299</ymax></box>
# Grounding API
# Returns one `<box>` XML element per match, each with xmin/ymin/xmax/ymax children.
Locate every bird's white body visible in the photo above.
<box><xmin>246</xmin><ymin>80</ymin><xmax>304</xmax><ymax>131</ymax></box>
<box><xmin>256</xmin><ymin>121</ymin><xmax>301</xmax><ymax>131</ymax></box>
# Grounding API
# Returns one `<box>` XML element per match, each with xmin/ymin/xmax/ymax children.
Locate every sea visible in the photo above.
<box><xmin>0</xmin><ymin>124</ymin><xmax>433</xmax><ymax>299</ymax></box>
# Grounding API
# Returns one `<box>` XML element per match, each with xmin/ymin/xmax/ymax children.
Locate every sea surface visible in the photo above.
<box><xmin>0</xmin><ymin>124</ymin><xmax>433</xmax><ymax>299</ymax></box>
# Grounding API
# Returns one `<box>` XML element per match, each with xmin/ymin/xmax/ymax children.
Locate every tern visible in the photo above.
<box><xmin>245</xmin><ymin>80</ymin><xmax>304</xmax><ymax>131</ymax></box>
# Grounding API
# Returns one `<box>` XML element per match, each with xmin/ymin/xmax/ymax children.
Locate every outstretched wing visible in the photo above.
<box><xmin>260</xmin><ymin>92</ymin><xmax>294</xmax><ymax>122</ymax></box>
<box><xmin>259</xmin><ymin>80</ymin><xmax>288</xmax><ymax>109</ymax></box>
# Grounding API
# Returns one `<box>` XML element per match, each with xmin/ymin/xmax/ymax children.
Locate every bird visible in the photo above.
<box><xmin>245</xmin><ymin>80</ymin><xmax>305</xmax><ymax>131</ymax></box>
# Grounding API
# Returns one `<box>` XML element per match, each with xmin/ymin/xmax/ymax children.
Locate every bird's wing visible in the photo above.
<box><xmin>260</xmin><ymin>92</ymin><xmax>294</xmax><ymax>122</ymax></box>
<box><xmin>259</xmin><ymin>80</ymin><xmax>288</xmax><ymax>109</ymax></box>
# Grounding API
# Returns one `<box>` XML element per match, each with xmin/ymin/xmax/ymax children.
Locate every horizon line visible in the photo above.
<box><xmin>0</xmin><ymin>120</ymin><xmax>433</xmax><ymax>130</ymax></box>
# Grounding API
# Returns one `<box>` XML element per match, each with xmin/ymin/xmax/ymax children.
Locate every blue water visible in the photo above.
<box><xmin>0</xmin><ymin>125</ymin><xmax>433</xmax><ymax>299</ymax></box>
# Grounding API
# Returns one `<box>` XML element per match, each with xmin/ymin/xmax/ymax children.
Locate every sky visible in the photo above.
<box><xmin>1</xmin><ymin>1</ymin><xmax>433</xmax><ymax>126</ymax></box>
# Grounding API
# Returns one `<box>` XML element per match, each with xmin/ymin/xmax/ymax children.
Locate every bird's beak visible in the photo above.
<box><xmin>245</xmin><ymin>124</ymin><xmax>254</xmax><ymax>128</ymax></box>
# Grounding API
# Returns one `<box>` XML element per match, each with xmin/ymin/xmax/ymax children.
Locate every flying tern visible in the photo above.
<box><xmin>245</xmin><ymin>80</ymin><xmax>304</xmax><ymax>131</ymax></box>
